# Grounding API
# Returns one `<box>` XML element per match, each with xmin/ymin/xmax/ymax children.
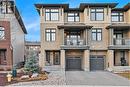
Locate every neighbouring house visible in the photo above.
<box><xmin>0</xmin><ymin>1</ymin><xmax>27</xmax><ymax>70</ymax></box>
<box><xmin>25</xmin><ymin>41</ymin><xmax>41</xmax><ymax>60</ymax></box>
<box><xmin>35</xmin><ymin>3</ymin><xmax>130</xmax><ymax>71</ymax></box>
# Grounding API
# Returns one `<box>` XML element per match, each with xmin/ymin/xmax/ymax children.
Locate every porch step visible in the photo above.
<box><xmin>113</xmin><ymin>66</ymin><xmax>130</xmax><ymax>72</ymax></box>
<box><xmin>43</xmin><ymin>66</ymin><xmax>62</xmax><ymax>72</ymax></box>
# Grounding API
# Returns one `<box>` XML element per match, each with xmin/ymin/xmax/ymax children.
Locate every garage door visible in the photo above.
<box><xmin>90</xmin><ymin>56</ymin><xmax>104</xmax><ymax>71</ymax></box>
<box><xmin>66</xmin><ymin>57</ymin><xmax>81</xmax><ymax>70</ymax></box>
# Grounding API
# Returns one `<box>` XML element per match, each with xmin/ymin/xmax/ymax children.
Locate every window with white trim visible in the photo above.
<box><xmin>45</xmin><ymin>8</ymin><xmax>59</xmax><ymax>21</ymax></box>
<box><xmin>92</xmin><ymin>28</ymin><xmax>102</xmax><ymax>41</ymax></box>
<box><xmin>45</xmin><ymin>29</ymin><xmax>56</xmax><ymax>41</ymax></box>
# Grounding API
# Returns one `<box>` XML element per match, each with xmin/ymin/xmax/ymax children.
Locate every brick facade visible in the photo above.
<box><xmin>0</xmin><ymin>21</ymin><xmax>13</xmax><ymax>70</ymax></box>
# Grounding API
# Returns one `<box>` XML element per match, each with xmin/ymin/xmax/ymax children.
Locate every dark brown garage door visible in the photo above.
<box><xmin>90</xmin><ymin>56</ymin><xmax>104</xmax><ymax>71</ymax></box>
<box><xmin>66</xmin><ymin>57</ymin><xmax>81</xmax><ymax>70</ymax></box>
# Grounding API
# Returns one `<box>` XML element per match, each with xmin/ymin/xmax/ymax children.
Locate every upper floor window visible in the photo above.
<box><xmin>90</xmin><ymin>8</ymin><xmax>104</xmax><ymax>21</ymax></box>
<box><xmin>45</xmin><ymin>29</ymin><xmax>56</xmax><ymax>42</ymax></box>
<box><xmin>111</xmin><ymin>12</ymin><xmax>124</xmax><ymax>22</ymax></box>
<box><xmin>0</xmin><ymin>2</ymin><xmax>12</xmax><ymax>14</ymax></box>
<box><xmin>0</xmin><ymin>4</ymin><xmax>6</xmax><ymax>14</ymax></box>
<box><xmin>0</xmin><ymin>27</ymin><xmax>5</xmax><ymax>40</ymax></box>
<box><xmin>67</xmin><ymin>13</ymin><xmax>79</xmax><ymax>22</ymax></box>
<box><xmin>91</xmin><ymin>28</ymin><xmax>102</xmax><ymax>41</ymax></box>
<box><xmin>45</xmin><ymin>8</ymin><xmax>59</xmax><ymax>21</ymax></box>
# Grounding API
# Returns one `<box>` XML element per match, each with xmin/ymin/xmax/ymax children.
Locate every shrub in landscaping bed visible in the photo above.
<box><xmin>24</xmin><ymin>52</ymin><xmax>39</xmax><ymax>74</ymax></box>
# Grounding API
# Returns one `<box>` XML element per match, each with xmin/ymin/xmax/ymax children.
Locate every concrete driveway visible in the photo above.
<box><xmin>66</xmin><ymin>71</ymin><xmax>130</xmax><ymax>86</ymax></box>
<box><xmin>8</xmin><ymin>71</ymin><xmax>130</xmax><ymax>86</ymax></box>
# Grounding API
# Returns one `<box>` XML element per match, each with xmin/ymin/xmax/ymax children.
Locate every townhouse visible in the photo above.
<box><xmin>0</xmin><ymin>1</ymin><xmax>27</xmax><ymax>70</ymax></box>
<box><xmin>35</xmin><ymin>3</ymin><xmax>130</xmax><ymax>71</ymax></box>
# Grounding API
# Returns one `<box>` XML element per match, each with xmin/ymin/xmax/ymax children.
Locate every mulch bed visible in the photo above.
<box><xmin>0</xmin><ymin>71</ymin><xmax>48</xmax><ymax>86</ymax></box>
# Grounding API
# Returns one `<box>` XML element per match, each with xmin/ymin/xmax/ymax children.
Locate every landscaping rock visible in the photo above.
<box><xmin>31</xmin><ymin>73</ymin><xmax>38</xmax><ymax>78</ymax></box>
<box><xmin>20</xmin><ymin>75</ymin><xmax>29</xmax><ymax>79</ymax></box>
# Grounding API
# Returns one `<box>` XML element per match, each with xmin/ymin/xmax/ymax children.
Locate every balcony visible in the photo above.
<box><xmin>109</xmin><ymin>38</ymin><xmax>130</xmax><ymax>49</ymax></box>
<box><xmin>114</xmin><ymin>38</ymin><xmax>130</xmax><ymax>45</ymax></box>
<box><xmin>60</xmin><ymin>38</ymin><xmax>89</xmax><ymax>50</ymax></box>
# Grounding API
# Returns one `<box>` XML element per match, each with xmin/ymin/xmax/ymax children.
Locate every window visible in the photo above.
<box><xmin>53</xmin><ymin>52</ymin><xmax>60</xmax><ymax>65</ymax></box>
<box><xmin>45</xmin><ymin>8</ymin><xmax>59</xmax><ymax>21</ymax></box>
<box><xmin>0</xmin><ymin>3</ymin><xmax>6</xmax><ymax>14</ymax></box>
<box><xmin>0</xmin><ymin>27</ymin><xmax>5</xmax><ymax>40</ymax></box>
<box><xmin>0</xmin><ymin>50</ymin><xmax>6</xmax><ymax>65</ymax></box>
<box><xmin>45</xmin><ymin>29</ymin><xmax>56</xmax><ymax>41</ymax></box>
<box><xmin>0</xmin><ymin>2</ymin><xmax>12</xmax><ymax>14</ymax></box>
<box><xmin>66</xmin><ymin>31</ymin><xmax>81</xmax><ymax>45</ymax></box>
<box><xmin>7</xmin><ymin>2</ymin><xmax>12</xmax><ymax>13</ymax></box>
<box><xmin>46</xmin><ymin>51</ymin><xmax>60</xmax><ymax>65</ymax></box>
<box><xmin>46</xmin><ymin>51</ymin><xmax>51</xmax><ymax>64</ymax></box>
<box><xmin>92</xmin><ymin>29</ymin><xmax>102</xmax><ymax>41</ymax></box>
<box><xmin>68</xmin><ymin>13</ymin><xmax>79</xmax><ymax>22</ymax></box>
<box><xmin>90</xmin><ymin>8</ymin><xmax>104</xmax><ymax>21</ymax></box>
<box><xmin>111</xmin><ymin>12</ymin><xmax>124</xmax><ymax>22</ymax></box>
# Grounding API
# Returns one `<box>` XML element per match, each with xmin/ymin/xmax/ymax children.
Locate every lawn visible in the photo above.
<box><xmin>116</xmin><ymin>71</ymin><xmax>130</xmax><ymax>80</ymax></box>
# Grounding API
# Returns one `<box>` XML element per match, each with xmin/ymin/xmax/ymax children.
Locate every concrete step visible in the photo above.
<box><xmin>113</xmin><ymin>66</ymin><xmax>130</xmax><ymax>72</ymax></box>
<box><xmin>43</xmin><ymin>65</ymin><xmax>62</xmax><ymax>71</ymax></box>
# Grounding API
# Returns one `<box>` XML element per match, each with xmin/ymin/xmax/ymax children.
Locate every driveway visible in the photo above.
<box><xmin>66</xmin><ymin>71</ymin><xmax>130</xmax><ymax>86</ymax></box>
<box><xmin>8</xmin><ymin>71</ymin><xmax>130</xmax><ymax>86</ymax></box>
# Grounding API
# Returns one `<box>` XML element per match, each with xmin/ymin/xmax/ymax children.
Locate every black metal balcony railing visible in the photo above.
<box><xmin>114</xmin><ymin>38</ymin><xmax>130</xmax><ymax>45</ymax></box>
<box><xmin>64</xmin><ymin>38</ymin><xmax>85</xmax><ymax>46</ymax></box>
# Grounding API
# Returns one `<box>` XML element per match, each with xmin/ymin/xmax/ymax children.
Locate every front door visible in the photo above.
<box><xmin>53</xmin><ymin>52</ymin><xmax>60</xmax><ymax>65</ymax></box>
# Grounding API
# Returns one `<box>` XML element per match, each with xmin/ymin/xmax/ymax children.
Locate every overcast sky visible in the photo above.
<box><xmin>15</xmin><ymin>0</ymin><xmax>130</xmax><ymax>41</ymax></box>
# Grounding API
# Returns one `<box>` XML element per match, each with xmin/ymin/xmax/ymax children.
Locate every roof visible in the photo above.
<box><xmin>35</xmin><ymin>4</ymin><xmax>69</xmax><ymax>14</ymax></box>
<box><xmin>111</xmin><ymin>3</ymin><xmax>130</xmax><ymax>11</ymax></box>
<box><xmin>2</xmin><ymin>1</ymin><xmax>27</xmax><ymax>34</ymax></box>
<box><xmin>35</xmin><ymin>3</ymin><xmax>130</xmax><ymax>13</ymax></box>
<box><xmin>58</xmin><ymin>23</ymin><xmax>93</xmax><ymax>29</ymax></box>
<box><xmin>25</xmin><ymin>41</ymin><xmax>41</xmax><ymax>46</ymax></box>
<box><xmin>106</xmin><ymin>23</ymin><xmax>130</xmax><ymax>29</ymax></box>
<box><xmin>66</xmin><ymin>8</ymin><xmax>80</xmax><ymax>12</ymax></box>
<box><xmin>124</xmin><ymin>3</ymin><xmax>130</xmax><ymax>11</ymax></box>
<box><xmin>111</xmin><ymin>8</ymin><xmax>126</xmax><ymax>11</ymax></box>
<box><xmin>80</xmin><ymin>3</ymin><xmax>118</xmax><ymax>11</ymax></box>
<box><xmin>35</xmin><ymin>3</ymin><xmax>118</xmax><ymax>13</ymax></box>
<box><xmin>14</xmin><ymin>6</ymin><xmax>27</xmax><ymax>34</ymax></box>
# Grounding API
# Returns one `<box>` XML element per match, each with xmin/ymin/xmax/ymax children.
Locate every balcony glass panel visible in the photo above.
<box><xmin>114</xmin><ymin>38</ymin><xmax>130</xmax><ymax>45</ymax></box>
<box><xmin>65</xmin><ymin>38</ymin><xmax>84</xmax><ymax>45</ymax></box>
